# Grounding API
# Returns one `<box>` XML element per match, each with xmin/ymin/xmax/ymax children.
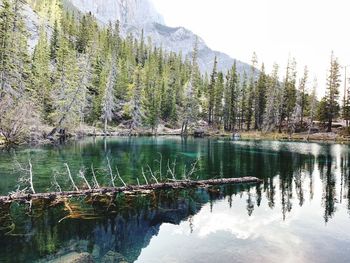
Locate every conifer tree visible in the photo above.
<box><xmin>325</xmin><ymin>52</ymin><xmax>341</xmax><ymax>132</ymax></box>
<box><xmin>143</xmin><ymin>49</ymin><xmax>160</xmax><ymax>132</ymax></box>
<box><xmin>307</xmin><ymin>78</ymin><xmax>318</xmax><ymax>137</ymax></box>
<box><xmin>50</xmin><ymin>20</ymin><xmax>59</xmax><ymax>60</ymax></box>
<box><xmin>129</xmin><ymin>66</ymin><xmax>143</xmax><ymax>131</ymax></box>
<box><xmin>181</xmin><ymin>39</ymin><xmax>200</xmax><ymax>135</ymax></box>
<box><xmin>214</xmin><ymin>72</ymin><xmax>224</xmax><ymax>128</ymax></box>
<box><xmin>50</xmin><ymin>35</ymin><xmax>81</xmax><ymax>129</ymax></box>
<box><xmin>278</xmin><ymin>57</ymin><xmax>297</xmax><ymax>132</ymax></box>
<box><xmin>223</xmin><ymin>62</ymin><xmax>238</xmax><ymax>131</ymax></box>
<box><xmin>101</xmin><ymin>56</ymin><xmax>117</xmax><ymax>133</ymax></box>
<box><xmin>246</xmin><ymin>53</ymin><xmax>258</xmax><ymax>130</ymax></box>
<box><xmin>299</xmin><ymin>66</ymin><xmax>308</xmax><ymax>126</ymax></box>
<box><xmin>239</xmin><ymin>72</ymin><xmax>248</xmax><ymax>130</ymax></box>
<box><xmin>208</xmin><ymin>56</ymin><xmax>217</xmax><ymax>125</ymax></box>
<box><xmin>255</xmin><ymin>63</ymin><xmax>267</xmax><ymax>130</ymax></box>
<box><xmin>31</xmin><ymin>28</ymin><xmax>51</xmax><ymax>119</ymax></box>
<box><xmin>0</xmin><ymin>0</ymin><xmax>30</xmax><ymax>98</ymax></box>
<box><xmin>263</xmin><ymin>63</ymin><xmax>280</xmax><ymax>132</ymax></box>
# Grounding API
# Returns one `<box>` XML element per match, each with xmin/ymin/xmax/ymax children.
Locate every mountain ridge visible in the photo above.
<box><xmin>68</xmin><ymin>0</ymin><xmax>252</xmax><ymax>75</ymax></box>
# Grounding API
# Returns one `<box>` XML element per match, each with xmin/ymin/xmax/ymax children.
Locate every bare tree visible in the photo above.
<box><xmin>0</xmin><ymin>95</ymin><xmax>39</xmax><ymax>144</ymax></box>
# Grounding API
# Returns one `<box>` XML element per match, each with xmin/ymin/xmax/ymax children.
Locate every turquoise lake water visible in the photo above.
<box><xmin>0</xmin><ymin>137</ymin><xmax>350</xmax><ymax>262</ymax></box>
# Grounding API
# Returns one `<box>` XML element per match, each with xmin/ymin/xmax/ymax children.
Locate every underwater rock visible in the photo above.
<box><xmin>92</xmin><ymin>245</ymin><xmax>101</xmax><ymax>259</ymax></box>
<box><xmin>101</xmin><ymin>250</ymin><xmax>128</xmax><ymax>263</ymax></box>
<box><xmin>48</xmin><ymin>252</ymin><xmax>94</xmax><ymax>263</ymax></box>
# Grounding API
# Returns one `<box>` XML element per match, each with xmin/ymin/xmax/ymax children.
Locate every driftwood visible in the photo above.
<box><xmin>0</xmin><ymin>177</ymin><xmax>261</xmax><ymax>204</ymax></box>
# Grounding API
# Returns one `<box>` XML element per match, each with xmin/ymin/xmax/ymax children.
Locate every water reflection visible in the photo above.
<box><xmin>0</xmin><ymin>138</ymin><xmax>350</xmax><ymax>262</ymax></box>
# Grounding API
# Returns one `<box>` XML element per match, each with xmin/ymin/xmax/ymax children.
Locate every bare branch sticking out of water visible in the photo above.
<box><xmin>167</xmin><ymin>159</ymin><xmax>177</xmax><ymax>180</ymax></box>
<box><xmin>91</xmin><ymin>164</ymin><xmax>100</xmax><ymax>188</ymax></box>
<box><xmin>51</xmin><ymin>171</ymin><xmax>62</xmax><ymax>193</ymax></box>
<box><xmin>107</xmin><ymin>157</ymin><xmax>116</xmax><ymax>187</ymax></box>
<box><xmin>142</xmin><ymin>167</ymin><xmax>149</xmax><ymax>185</ymax></box>
<box><xmin>147</xmin><ymin>165</ymin><xmax>159</xmax><ymax>184</ymax></box>
<box><xmin>12</xmin><ymin>158</ymin><xmax>35</xmax><ymax>194</ymax></box>
<box><xmin>64</xmin><ymin>163</ymin><xmax>79</xmax><ymax>191</ymax></box>
<box><xmin>115</xmin><ymin>166</ymin><xmax>126</xmax><ymax>187</ymax></box>
<box><xmin>28</xmin><ymin>160</ymin><xmax>35</xmax><ymax>194</ymax></box>
<box><xmin>78</xmin><ymin>169</ymin><xmax>91</xmax><ymax>190</ymax></box>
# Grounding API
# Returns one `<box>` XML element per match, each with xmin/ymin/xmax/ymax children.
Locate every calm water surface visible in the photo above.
<box><xmin>0</xmin><ymin>137</ymin><xmax>350</xmax><ymax>262</ymax></box>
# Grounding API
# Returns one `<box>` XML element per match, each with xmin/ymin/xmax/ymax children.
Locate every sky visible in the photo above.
<box><xmin>151</xmin><ymin>0</ymin><xmax>349</xmax><ymax>97</ymax></box>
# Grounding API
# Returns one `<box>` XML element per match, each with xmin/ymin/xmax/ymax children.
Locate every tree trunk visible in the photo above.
<box><xmin>0</xmin><ymin>177</ymin><xmax>262</xmax><ymax>204</ymax></box>
<box><xmin>327</xmin><ymin>118</ymin><xmax>332</xmax><ymax>132</ymax></box>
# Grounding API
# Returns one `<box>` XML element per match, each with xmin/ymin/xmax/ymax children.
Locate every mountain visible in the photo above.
<box><xmin>68</xmin><ymin>0</ymin><xmax>252</xmax><ymax>75</ymax></box>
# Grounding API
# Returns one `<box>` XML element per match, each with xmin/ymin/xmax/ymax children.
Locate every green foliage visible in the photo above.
<box><xmin>0</xmin><ymin>0</ymin><xmax>344</xmax><ymax>140</ymax></box>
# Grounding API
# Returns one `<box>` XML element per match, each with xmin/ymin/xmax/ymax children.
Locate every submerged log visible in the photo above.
<box><xmin>0</xmin><ymin>177</ymin><xmax>261</xmax><ymax>204</ymax></box>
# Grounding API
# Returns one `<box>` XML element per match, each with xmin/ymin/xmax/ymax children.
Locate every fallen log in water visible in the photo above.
<box><xmin>0</xmin><ymin>177</ymin><xmax>262</xmax><ymax>204</ymax></box>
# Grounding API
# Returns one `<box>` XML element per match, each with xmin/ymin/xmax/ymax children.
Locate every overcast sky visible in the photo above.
<box><xmin>151</xmin><ymin>0</ymin><xmax>349</xmax><ymax>96</ymax></box>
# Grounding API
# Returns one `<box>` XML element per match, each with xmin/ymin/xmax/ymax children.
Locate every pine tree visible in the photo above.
<box><xmin>0</xmin><ymin>0</ymin><xmax>15</xmax><ymax>97</ymax></box>
<box><xmin>101</xmin><ymin>56</ymin><xmax>117</xmax><ymax>133</ymax></box>
<box><xmin>76</xmin><ymin>14</ymin><xmax>90</xmax><ymax>53</ymax></box>
<box><xmin>214</xmin><ymin>72</ymin><xmax>224</xmax><ymax>128</ymax></box>
<box><xmin>50</xmin><ymin>35</ymin><xmax>81</xmax><ymax>130</ymax></box>
<box><xmin>263</xmin><ymin>63</ymin><xmax>280</xmax><ymax>132</ymax></box>
<box><xmin>255</xmin><ymin>63</ymin><xmax>267</xmax><ymax>130</ymax></box>
<box><xmin>279</xmin><ymin>57</ymin><xmax>297</xmax><ymax>132</ymax></box>
<box><xmin>307</xmin><ymin>78</ymin><xmax>318</xmax><ymax>137</ymax></box>
<box><xmin>239</xmin><ymin>72</ymin><xmax>248</xmax><ymax>130</ymax></box>
<box><xmin>181</xmin><ymin>39</ymin><xmax>200</xmax><ymax>135</ymax></box>
<box><xmin>246</xmin><ymin>53</ymin><xmax>258</xmax><ymax>130</ymax></box>
<box><xmin>31</xmin><ymin>27</ymin><xmax>51</xmax><ymax>120</ymax></box>
<box><xmin>129</xmin><ymin>66</ymin><xmax>143</xmax><ymax>131</ymax></box>
<box><xmin>208</xmin><ymin>56</ymin><xmax>217</xmax><ymax>125</ymax></box>
<box><xmin>299</xmin><ymin>66</ymin><xmax>308</xmax><ymax>126</ymax></box>
<box><xmin>223</xmin><ymin>62</ymin><xmax>238</xmax><ymax>131</ymax></box>
<box><xmin>143</xmin><ymin>50</ymin><xmax>160</xmax><ymax>133</ymax></box>
<box><xmin>325</xmin><ymin>52</ymin><xmax>341</xmax><ymax>132</ymax></box>
<box><xmin>50</xmin><ymin>20</ymin><xmax>59</xmax><ymax>60</ymax></box>
<box><xmin>0</xmin><ymin>0</ymin><xmax>31</xmax><ymax>98</ymax></box>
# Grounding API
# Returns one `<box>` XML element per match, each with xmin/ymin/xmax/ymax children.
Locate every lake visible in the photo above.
<box><xmin>0</xmin><ymin>136</ymin><xmax>350</xmax><ymax>262</ymax></box>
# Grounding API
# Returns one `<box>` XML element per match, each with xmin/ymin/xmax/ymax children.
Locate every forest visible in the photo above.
<box><xmin>0</xmin><ymin>0</ymin><xmax>347</xmax><ymax>144</ymax></box>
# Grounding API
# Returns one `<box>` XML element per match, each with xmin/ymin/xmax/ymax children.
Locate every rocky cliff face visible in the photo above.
<box><xmin>69</xmin><ymin>0</ymin><xmax>164</xmax><ymax>26</ymax></box>
<box><xmin>68</xmin><ymin>0</ymin><xmax>251</xmax><ymax>74</ymax></box>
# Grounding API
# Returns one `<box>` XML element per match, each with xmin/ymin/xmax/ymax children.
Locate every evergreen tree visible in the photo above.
<box><xmin>143</xmin><ymin>49</ymin><xmax>160</xmax><ymax>132</ymax></box>
<box><xmin>31</xmin><ymin>27</ymin><xmax>51</xmax><ymax>119</ymax></box>
<box><xmin>129</xmin><ymin>66</ymin><xmax>143</xmax><ymax>131</ymax></box>
<box><xmin>50</xmin><ymin>35</ymin><xmax>80</xmax><ymax>129</ymax></box>
<box><xmin>263</xmin><ymin>63</ymin><xmax>280</xmax><ymax>132</ymax></box>
<box><xmin>50</xmin><ymin>20</ymin><xmax>59</xmax><ymax>60</ymax></box>
<box><xmin>101</xmin><ymin>56</ymin><xmax>117</xmax><ymax>132</ymax></box>
<box><xmin>325</xmin><ymin>52</ymin><xmax>341</xmax><ymax>132</ymax></box>
<box><xmin>299</xmin><ymin>66</ymin><xmax>309</xmax><ymax>126</ymax></box>
<box><xmin>246</xmin><ymin>53</ymin><xmax>258</xmax><ymax>131</ymax></box>
<box><xmin>255</xmin><ymin>63</ymin><xmax>267</xmax><ymax>130</ymax></box>
<box><xmin>0</xmin><ymin>0</ymin><xmax>30</xmax><ymax>98</ymax></box>
<box><xmin>214</xmin><ymin>72</ymin><xmax>224</xmax><ymax>128</ymax></box>
<box><xmin>208</xmin><ymin>56</ymin><xmax>217</xmax><ymax>125</ymax></box>
<box><xmin>279</xmin><ymin>57</ymin><xmax>297</xmax><ymax>132</ymax></box>
<box><xmin>223</xmin><ymin>62</ymin><xmax>238</xmax><ymax>131</ymax></box>
<box><xmin>239</xmin><ymin>72</ymin><xmax>248</xmax><ymax>130</ymax></box>
<box><xmin>181</xmin><ymin>39</ymin><xmax>200</xmax><ymax>135</ymax></box>
<box><xmin>307</xmin><ymin>78</ymin><xmax>318</xmax><ymax>137</ymax></box>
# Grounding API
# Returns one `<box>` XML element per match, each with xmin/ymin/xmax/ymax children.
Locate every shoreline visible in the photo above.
<box><xmin>1</xmin><ymin>129</ymin><xmax>350</xmax><ymax>149</ymax></box>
